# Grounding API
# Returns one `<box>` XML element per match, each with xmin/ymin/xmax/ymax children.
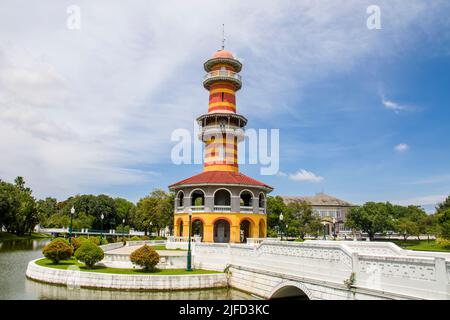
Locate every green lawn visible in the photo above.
<box><xmin>385</xmin><ymin>239</ymin><xmax>450</xmax><ymax>252</ymax></box>
<box><xmin>35</xmin><ymin>258</ymin><xmax>219</xmax><ymax>275</ymax></box>
<box><xmin>0</xmin><ymin>232</ymin><xmax>51</xmax><ymax>242</ymax></box>
<box><xmin>151</xmin><ymin>245</ymin><xmax>186</xmax><ymax>251</ymax></box>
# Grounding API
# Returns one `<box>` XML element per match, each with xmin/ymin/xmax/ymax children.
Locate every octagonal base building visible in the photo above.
<box><xmin>169</xmin><ymin>48</ymin><xmax>273</xmax><ymax>243</ymax></box>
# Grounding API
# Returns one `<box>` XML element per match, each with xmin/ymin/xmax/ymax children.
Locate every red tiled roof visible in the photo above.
<box><xmin>169</xmin><ymin>171</ymin><xmax>272</xmax><ymax>190</ymax></box>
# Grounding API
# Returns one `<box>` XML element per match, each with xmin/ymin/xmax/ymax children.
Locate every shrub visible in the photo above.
<box><xmin>43</xmin><ymin>239</ymin><xmax>74</xmax><ymax>264</ymax></box>
<box><xmin>130</xmin><ymin>245</ymin><xmax>160</xmax><ymax>271</ymax></box>
<box><xmin>436</xmin><ymin>237</ymin><xmax>450</xmax><ymax>248</ymax></box>
<box><xmin>141</xmin><ymin>236</ymin><xmax>150</xmax><ymax>240</ymax></box>
<box><xmin>74</xmin><ymin>241</ymin><xmax>104</xmax><ymax>268</ymax></box>
<box><xmin>131</xmin><ymin>236</ymin><xmax>141</xmax><ymax>241</ymax></box>
<box><xmin>71</xmin><ymin>237</ymin><xmax>86</xmax><ymax>252</ymax></box>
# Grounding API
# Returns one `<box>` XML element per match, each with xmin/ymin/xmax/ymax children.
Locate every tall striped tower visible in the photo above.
<box><xmin>169</xmin><ymin>46</ymin><xmax>273</xmax><ymax>244</ymax></box>
<box><xmin>198</xmin><ymin>49</ymin><xmax>246</xmax><ymax>173</ymax></box>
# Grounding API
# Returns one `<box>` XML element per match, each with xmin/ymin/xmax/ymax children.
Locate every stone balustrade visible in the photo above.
<box><xmin>192</xmin><ymin>240</ymin><xmax>450</xmax><ymax>299</ymax></box>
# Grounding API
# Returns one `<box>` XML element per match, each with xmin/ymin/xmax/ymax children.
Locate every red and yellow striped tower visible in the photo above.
<box><xmin>169</xmin><ymin>46</ymin><xmax>273</xmax><ymax>244</ymax></box>
<box><xmin>200</xmin><ymin>49</ymin><xmax>245</xmax><ymax>173</ymax></box>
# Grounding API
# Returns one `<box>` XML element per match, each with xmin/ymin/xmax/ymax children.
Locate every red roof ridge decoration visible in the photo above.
<box><xmin>169</xmin><ymin>170</ymin><xmax>272</xmax><ymax>190</ymax></box>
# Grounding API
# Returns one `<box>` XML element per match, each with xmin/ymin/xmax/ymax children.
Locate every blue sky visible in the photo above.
<box><xmin>0</xmin><ymin>1</ymin><xmax>449</xmax><ymax>212</ymax></box>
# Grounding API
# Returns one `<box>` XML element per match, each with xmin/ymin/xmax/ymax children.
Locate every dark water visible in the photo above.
<box><xmin>0</xmin><ymin>239</ymin><xmax>254</xmax><ymax>300</ymax></box>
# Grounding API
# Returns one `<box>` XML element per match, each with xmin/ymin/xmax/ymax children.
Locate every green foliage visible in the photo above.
<box><xmin>435</xmin><ymin>237</ymin><xmax>450</xmax><ymax>248</ymax></box>
<box><xmin>71</xmin><ymin>237</ymin><xmax>85</xmax><ymax>252</ymax></box>
<box><xmin>287</xmin><ymin>200</ymin><xmax>321</xmax><ymax>239</ymax></box>
<box><xmin>266</xmin><ymin>196</ymin><xmax>288</xmax><ymax>233</ymax></box>
<box><xmin>436</xmin><ymin>195</ymin><xmax>450</xmax><ymax>214</ymax></box>
<box><xmin>0</xmin><ymin>177</ymin><xmax>39</xmax><ymax>236</ymax></box>
<box><xmin>396</xmin><ymin>217</ymin><xmax>419</xmax><ymax>240</ymax></box>
<box><xmin>141</xmin><ymin>236</ymin><xmax>150</xmax><ymax>240</ymax></box>
<box><xmin>130</xmin><ymin>245</ymin><xmax>160</xmax><ymax>271</ymax></box>
<box><xmin>131</xmin><ymin>236</ymin><xmax>141</xmax><ymax>241</ymax></box>
<box><xmin>436</xmin><ymin>208</ymin><xmax>450</xmax><ymax>239</ymax></box>
<box><xmin>74</xmin><ymin>241</ymin><xmax>104</xmax><ymax>268</ymax></box>
<box><xmin>42</xmin><ymin>238</ymin><xmax>74</xmax><ymax>264</ymax></box>
<box><xmin>135</xmin><ymin>189</ymin><xmax>174</xmax><ymax>235</ymax></box>
<box><xmin>345</xmin><ymin>202</ymin><xmax>394</xmax><ymax>240</ymax></box>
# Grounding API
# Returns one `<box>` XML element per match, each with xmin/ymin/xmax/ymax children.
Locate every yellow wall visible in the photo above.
<box><xmin>174</xmin><ymin>212</ymin><xmax>267</xmax><ymax>243</ymax></box>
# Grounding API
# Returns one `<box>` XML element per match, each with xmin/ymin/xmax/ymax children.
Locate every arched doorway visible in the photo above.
<box><xmin>177</xmin><ymin>191</ymin><xmax>184</xmax><ymax>208</ymax></box>
<box><xmin>192</xmin><ymin>219</ymin><xmax>204</xmax><ymax>241</ymax></box>
<box><xmin>259</xmin><ymin>219</ymin><xmax>266</xmax><ymax>238</ymax></box>
<box><xmin>270</xmin><ymin>285</ymin><xmax>310</xmax><ymax>300</ymax></box>
<box><xmin>240</xmin><ymin>220</ymin><xmax>251</xmax><ymax>243</ymax></box>
<box><xmin>177</xmin><ymin>219</ymin><xmax>183</xmax><ymax>237</ymax></box>
<box><xmin>213</xmin><ymin>219</ymin><xmax>230</xmax><ymax>243</ymax></box>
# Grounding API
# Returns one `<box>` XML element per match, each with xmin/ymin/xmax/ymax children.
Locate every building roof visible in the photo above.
<box><xmin>282</xmin><ymin>193</ymin><xmax>354</xmax><ymax>207</ymax></box>
<box><xmin>169</xmin><ymin>171</ymin><xmax>273</xmax><ymax>190</ymax></box>
<box><xmin>212</xmin><ymin>49</ymin><xmax>234</xmax><ymax>59</ymax></box>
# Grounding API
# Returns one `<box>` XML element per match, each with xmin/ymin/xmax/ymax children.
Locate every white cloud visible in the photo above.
<box><xmin>380</xmin><ymin>94</ymin><xmax>416</xmax><ymax>114</ymax></box>
<box><xmin>0</xmin><ymin>0</ymin><xmax>446</xmax><ymax>199</ymax></box>
<box><xmin>394</xmin><ymin>194</ymin><xmax>446</xmax><ymax>207</ymax></box>
<box><xmin>394</xmin><ymin>143</ymin><xmax>409</xmax><ymax>152</ymax></box>
<box><xmin>289</xmin><ymin>169</ymin><xmax>324</xmax><ymax>183</ymax></box>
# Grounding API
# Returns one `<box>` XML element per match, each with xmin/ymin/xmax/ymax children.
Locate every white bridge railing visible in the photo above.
<box><xmin>193</xmin><ymin>240</ymin><xmax>450</xmax><ymax>300</ymax></box>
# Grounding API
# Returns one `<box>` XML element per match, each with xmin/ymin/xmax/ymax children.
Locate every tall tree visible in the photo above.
<box><xmin>345</xmin><ymin>202</ymin><xmax>393</xmax><ymax>241</ymax></box>
<box><xmin>436</xmin><ymin>195</ymin><xmax>450</xmax><ymax>214</ymax></box>
<box><xmin>0</xmin><ymin>177</ymin><xmax>39</xmax><ymax>235</ymax></box>
<box><xmin>287</xmin><ymin>200</ymin><xmax>321</xmax><ymax>239</ymax></box>
<box><xmin>266</xmin><ymin>196</ymin><xmax>288</xmax><ymax>236</ymax></box>
<box><xmin>136</xmin><ymin>189</ymin><xmax>173</xmax><ymax>235</ymax></box>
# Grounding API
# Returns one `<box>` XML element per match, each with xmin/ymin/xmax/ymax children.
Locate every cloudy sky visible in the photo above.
<box><xmin>0</xmin><ymin>0</ymin><xmax>449</xmax><ymax>211</ymax></box>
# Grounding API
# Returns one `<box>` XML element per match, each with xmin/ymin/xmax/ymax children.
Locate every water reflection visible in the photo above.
<box><xmin>0</xmin><ymin>239</ymin><xmax>254</xmax><ymax>300</ymax></box>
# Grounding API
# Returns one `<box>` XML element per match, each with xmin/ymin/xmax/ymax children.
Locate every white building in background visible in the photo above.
<box><xmin>282</xmin><ymin>193</ymin><xmax>356</xmax><ymax>236</ymax></box>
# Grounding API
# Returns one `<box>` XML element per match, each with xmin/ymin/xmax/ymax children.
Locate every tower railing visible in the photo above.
<box><xmin>204</xmin><ymin>70</ymin><xmax>241</xmax><ymax>81</ymax></box>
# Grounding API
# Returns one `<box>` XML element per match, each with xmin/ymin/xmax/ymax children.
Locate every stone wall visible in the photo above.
<box><xmin>26</xmin><ymin>259</ymin><xmax>227</xmax><ymax>290</ymax></box>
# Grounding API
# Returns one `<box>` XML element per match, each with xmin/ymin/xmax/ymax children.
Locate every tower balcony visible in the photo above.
<box><xmin>203</xmin><ymin>70</ymin><xmax>242</xmax><ymax>90</ymax></box>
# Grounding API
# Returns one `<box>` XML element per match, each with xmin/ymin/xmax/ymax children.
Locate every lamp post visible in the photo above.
<box><xmin>279</xmin><ymin>213</ymin><xmax>284</xmax><ymax>241</ymax></box>
<box><xmin>149</xmin><ymin>221</ymin><xmax>153</xmax><ymax>237</ymax></box>
<box><xmin>332</xmin><ymin>217</ymin><xmax>337</xmax><ymax>240</ymax></box>
<box><xmin>186</xmin><ymin>208</ymin><xmax>193</xmax><ymax>271</ymax></box>
<box><xmin>285</xmin><ymin>224</ymin><xmax>288</xmax><ymax>239</ymax></box>
<box><xmin>69</xmin><ymin>206</ymin><xmax>75</xmax><ymax>245</ymax></box>
<box><xmin>122</xmin><ymin>218</ymin><xmax>125</xmax><ymax>236</ymax></box>
<box><xmin>100</xmin><ymin>213</ymin><xmax>104</xmax><ymax>241</ymax></box>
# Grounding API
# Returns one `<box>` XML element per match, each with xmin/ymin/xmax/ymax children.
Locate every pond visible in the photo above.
<box><xmin>0</xmin><ymin>239</ymin><xmax>254</xmax><ymax>300</ymax></box>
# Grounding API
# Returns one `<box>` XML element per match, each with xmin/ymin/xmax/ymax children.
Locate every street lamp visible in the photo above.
<box><xmin>332</xmin><ymin>217</ymin><xmax>337</xmax><ymax>240</ymax></box>
<box><xmin>279</xmin><ymin>213</ymin><xmax>284</xmax><ymax>240</ymax></box>
<box><xmin>100</xmin><ymin>213</ymin><xmax>104</xmax><ymax>241</ymax></box>
<box><xmin>285</xmin><ymin>224</ymin><xmax>288</xmax><ymax>239</ymax></box>
<box><xmin>69</xmin><ymin>206</ymin><xmax>75</xmax><ymax>245</ymax></box>
<box><xmin>186</xmin><ymin>208</ymin><xmax>193</xmax><ymax>271</ymax></box>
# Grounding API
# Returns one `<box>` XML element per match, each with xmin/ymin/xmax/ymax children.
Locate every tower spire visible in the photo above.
<box><xmin>221</xmin><ymin>24</ymin><xmax>225</xmax><ymax>50</ymax></box>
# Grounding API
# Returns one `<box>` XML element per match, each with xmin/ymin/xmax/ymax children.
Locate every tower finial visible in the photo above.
<box><xmin>221</xmin><ymin>24</ymin><xmax>225</xmax><ymax>50</ymax></box>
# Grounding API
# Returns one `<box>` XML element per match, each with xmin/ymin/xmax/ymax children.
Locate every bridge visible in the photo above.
<box><xmin>188</xmin><ymin>240</ymin><xmax>450</xmax><ymax>300</ymax></box>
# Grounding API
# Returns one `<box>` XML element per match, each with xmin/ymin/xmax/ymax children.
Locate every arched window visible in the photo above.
<box><xmin>214</xmin><ymin>189</ymin><xmax>231</xmax><ymax>206</ymax></box>
<box><xmin>259</xmin><ymin>193</ymin><xmax>265</xmax><ymax>208</ymax></box>
<box><xmin>177</xmin><ymin>191</ymin><xmax>184</xmax><ymax>208</ymax></box>
<box><xmin>190</xmin><ymin>189</ymin><xmax>205</xmax><ymax>208</ymax></box>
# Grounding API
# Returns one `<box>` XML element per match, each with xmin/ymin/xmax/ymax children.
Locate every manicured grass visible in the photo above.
<box><xmin>0</xmin><ymin>232</ymin><xmax>51</xmax><ymax>242</ymax></box>
<box><xmin>384</xmin><ymin>239</ymin><xmax>450</xmax><ymax>252</ymax></box>
<box><xmin>151</xmin><ymin>245</ymin><xmax>185</xmax><ymax>251</ymax></box>
<box><xmin>35</xmin><ymin>258</ymin><xmax>219</xmax><ymax>275</ymax></box>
